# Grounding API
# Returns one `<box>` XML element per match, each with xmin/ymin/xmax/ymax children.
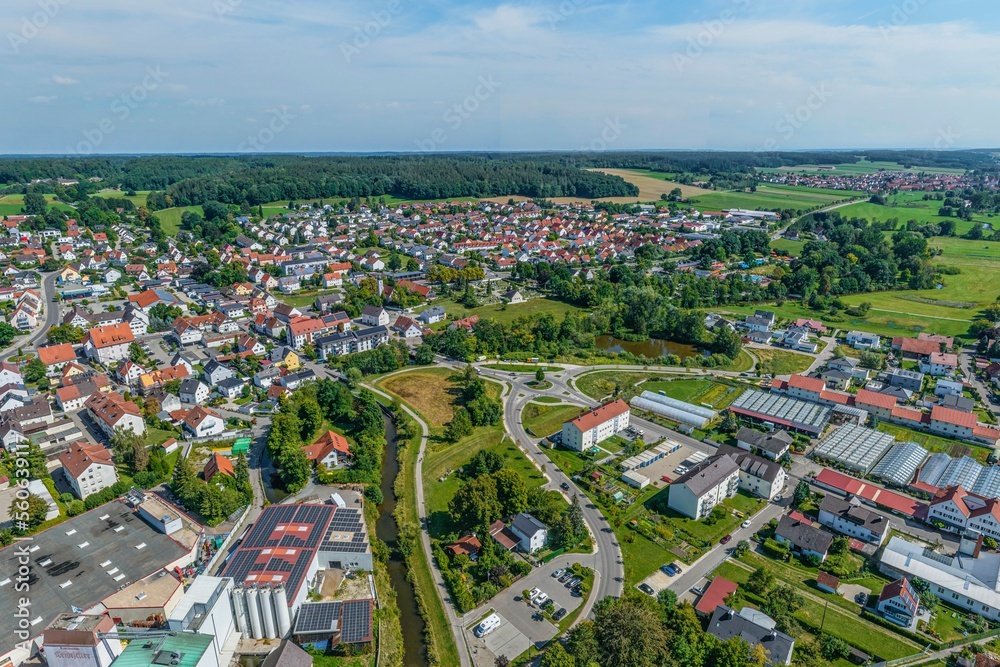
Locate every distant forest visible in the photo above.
<box><xmin>0</xmin><ymin>150</ymin><xmax>995</xmax><ymax>208</ymax></box>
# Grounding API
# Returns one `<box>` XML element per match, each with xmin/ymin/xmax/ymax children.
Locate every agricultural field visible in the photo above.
<box><xmin>835</xmin><ymin>192</ymin><xmax>996</xmax><ymax>236</ymax></box>
<box><xmin>426</xmin><ymin>296</ymin><xmax>586</xmax><ymax>329</ymax></box>
<box><xmin>762</xmin><ymin>159</ymin><xmax>967</xmax><ymax>176</ymax></box>
<box><xmin>750</xmin><ymin>348</ymin><xmax>815</xmax><ymax>375</ymax></box>
<box><xmin>0</xmin><ymin>194</ymin><xmax>76</xmax><ymax>216</ymax></box>
<box><xmin>641</xmin><ymin>378</ymin><xmax>744</xmax><ymax>410</ymax></box>
<box><xmin>521</xmin><ymin>402</ymin><xmax>584</xmax><ymax>437</ymax></box>
<box><xmin>688</xmin><ymin>184</ymin><xmax>864</xmax><ymax>213</ymax></box>
<box><xmin>587</xmin><ymin>168</ymin><xmax>712</xmax><ymax>199</ymax></box>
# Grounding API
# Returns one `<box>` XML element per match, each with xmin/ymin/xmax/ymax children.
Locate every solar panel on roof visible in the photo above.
<box><xmin>341</xmin><ymin>600</ymin><xmax>372</xmax><ymax>643</ymax></box>
<box><xmin>295</xmin><ymin>601</ymin><xmax>343</xmax><ymax>634</ymax></box>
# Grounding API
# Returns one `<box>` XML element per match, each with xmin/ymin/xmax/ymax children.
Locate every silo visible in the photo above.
<box><xmin>273</xmin><ymin>585</ymin><xmax>291</xmax><ymax>637</ymax></box>
<box><xmin>245</xmin><ymin>585</ymin><xmax>264</xmax><ymax>640</ymax></box>
<box><xmin>231</xmin><ymin>585</ymin><xmax>248</xmax><ymax>636</ymax></box>
<box><xmin>260</xmin><ymin>586</ymin><xmax>277</xmax><ymax>639</ymax></box>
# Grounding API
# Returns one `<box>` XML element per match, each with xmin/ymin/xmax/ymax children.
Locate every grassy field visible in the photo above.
<box><xmin>763</xmin><ymin>159</ymin><xmax>967</xmax><ymax>176</ymax></box>
<box><xmin>279</xmin><ymin>288</ymin><xmax>342</xmax><ymax>309</ymax></box>
<box><xmin>588</xmin><ymin>168</ymin><xmax>712</xmax><ymax>199</ymax></box>
<box><xmin>380</xmin><ymin>368</ymin><xmax>466</xmax><ymax>428</ymax></box>
<box><xmin>575</xmin><ymin>370</ymin><xmax>665</xmax><ymax>399</ymax></box>
<box><xmin>426</xmin><ymin>297</ymin><xmax>585</xmax><ymax>329</ymax></box>
<box><xmin>95</xmin><ymin>189</ymin><xmax>152</xmax><ymax>208</ymax></box>
<box><xmin>641</xmin><ymin>378</ymin><xmax>745</xmax><ymax>410</ymax></box>
<box><xmin>522</xmin><ymin>402</ymin><xmax>584</xmax><ymax>437</ymax></box>
<box><xmin>152</xmin><ymin>205</ymin><xmax>204</xmax><ymax>235</ymax></box>
<box><xmin>0</xmin><ymin>194</ymin><xmax>76</xmax><ymax>216</ymax></box>
<box><xmin>835</xmin><ymin>192</ymin><xmax>995</xmax><ymax>236</ymax></box>
<box><xmin>770</xmin><ymin>238</ymin><xmax>806</xmax><ymax>256</ymax></box>
<box><xmin>145</xmin><ymin>428</ymin><xmax>178</xmax><ymax>447</ymax></box>
<box><xmin>689</xmin><ymin>184</ymin><xmax>863</xmax><ymax>213</ymax></box>
<box><xmin>877</xmin><ymin>423</ymin><xmax>993</xmax><ymax>464</ymax></box>
<box><xmin>750</xmin><ymin>348</ymin><xmax>815</xmax><ymax>375</ymax></box>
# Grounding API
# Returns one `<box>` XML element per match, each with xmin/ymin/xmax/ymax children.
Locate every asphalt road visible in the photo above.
<box><xmin>0</xmin><ymin>271</ymin><xmax>60</xmax><ymax>361</ymax></box>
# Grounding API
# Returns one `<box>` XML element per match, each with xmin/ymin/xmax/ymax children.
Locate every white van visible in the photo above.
<box><xmin>474</xmin><ymin>613</ymin><xmax>501</xmax><ymax>638</ymax></box>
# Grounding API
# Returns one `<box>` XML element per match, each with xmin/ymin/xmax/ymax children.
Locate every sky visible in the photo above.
<box><xmin>2</xmin><ymin>0</ymin><xmax>999</xmax><ymax>154</ymax></box>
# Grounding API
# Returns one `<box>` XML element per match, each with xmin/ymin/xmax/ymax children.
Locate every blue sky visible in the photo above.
<box><xmin>2</xmin><ymin>0</ymin><xmax>998</xmax><ymax>154</ymax></box>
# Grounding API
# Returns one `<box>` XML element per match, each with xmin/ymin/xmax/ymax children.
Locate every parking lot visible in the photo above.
<box><xmin>465</xmin><ymin>557</ymin><xmax>587</xmax><ymax>666</ymax></box>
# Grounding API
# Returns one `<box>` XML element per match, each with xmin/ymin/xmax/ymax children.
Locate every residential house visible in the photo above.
<box><xmin>85</xmin><ymin>392</ymin><xmax>145</xmax><ymax>437</ymax></box>
<box><xmin>774</xmin><ymin>513</ymin><xmax>833</xmax><ymax>562</ymax></box>
<box><xmin>37</xmin><ymin>343</ymin><xmax>77</xmax><ymax>377</ymax></box>
<box><xmin>216</xmin><ymin>377</ymin><xmax>247</xmax><ymax>399</ymax></box>
<box><xmin>706</xmin><ymin>606</ymin><xmax>794</xmax><ymax>666</ymax></box>
<box><xmin>846</xmin><ymin>331</ymin><xmax>881</xmax><ymax>350</ymax></box>
<box><xmin>204</xmin><ymin>451</ymin><xmax>234</xmax><ymax>483</ymax></box>
<box><xmin>718</xmin><ymin>445</ymin><xmax>786</xmax><ymax>501</ymax></box>
<box><xmin>302</xmin><ymin>430</ymin><xmax>351</xmax><ymax>468</ymax></box>
<box><xmin>508</xmin><ymin>513</ymin><xmax>548</xmax><ymax>553</ymax></box>
<box><xmin>876</xmin><ymin>577</ymin><xmax>920</xmax><ymax>628</ymax></box>
<box><xmin>181</xmin><ymin>406</ymin><xmax>225</xmax><ymax>439</ymax></box>
<box><xmin>817</xmin><ymin>494</ymin><xmax>890</xmax><ymax>545</ymax></box>
<box><xmin>921</xmin><ymin>352</ymin><xmax>958</xmax><ymax>377</ymax></box>
<box><xmin>735</xmin><ymin>427</ymin><xmax>792</xmax><ymax>461</ymax></box>
<box><xmin>392</xmin><ymin>316</ymin><xmax>423</xmax><ymax>339</ymax></box>
<box><xmin>179</xmin><ymin>378</ymin><xmax>211</xmax><ymax>405</ymax></box>
<box><xmin>560</xmin><ymin>400</ymin><xmax>630</xmax><ymax>451</ymax></box>
<box><xmin>361</xmin><ymin>305</ymin><xmax>389</xmax><ymax>327</ymax></box>
<box><xmin>203</xmin><ymin>360</ymin><xmax>236</xmax><ymax>386</ymax></box>
<box><xmin>58</xmin><ymin>442</ymin><xmax>118</xmax><ymax>499</ymax></box>
<box><xmin>418</xmin><ymin>306</ymin><xmax>446</xmax><ymax>325</ymax></box>
<box><xmin>83</xmin><ymin>323</ymin><xmax>134</xmax><ymax>365</ymax></box>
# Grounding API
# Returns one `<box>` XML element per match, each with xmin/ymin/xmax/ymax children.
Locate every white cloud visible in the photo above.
<box><xmin>182</xmin><ymin>98</ymin><xmax>226</xmax><ymax>107</ymax></box>
<box><xmin>27</xmin><ymin>96</ymin><xmax>57</xmax><ymax>104</ymax></box>
<box><xmin>51</xmin><ymin>75</ymin><xmax>78</xmax><ymax>85</ymax></box>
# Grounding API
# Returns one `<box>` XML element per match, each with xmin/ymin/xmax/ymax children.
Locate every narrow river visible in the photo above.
<box><xmin>378</xmin><ymin>413</ymin><xmax>429</xmax><ymax>667</ymax></box>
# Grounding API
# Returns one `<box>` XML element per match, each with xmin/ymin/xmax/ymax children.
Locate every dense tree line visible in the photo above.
<box><xmin>170</xmin><ymin>452</ymin><xmax>253</xmax><ymax>526</ymax></box>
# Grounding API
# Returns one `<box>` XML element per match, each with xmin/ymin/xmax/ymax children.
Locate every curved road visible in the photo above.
<box><xmin>0</xmin><ymin>271</ymin><xmax>60</xmax><ymax>361</ymax></box>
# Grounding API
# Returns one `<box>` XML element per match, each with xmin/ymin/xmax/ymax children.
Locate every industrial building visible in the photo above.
<box><xmin>812</xmin><ymin>425</ymin><xmax>896</xmax><ymax>474</ymax></box>
<box><xmin>167</xmin><ymin>576</ymin><xmax>239</xmax><ymax>667</ymax></box>
<box><xmin>869</xmin><ymin>441</ymin><xmax>928</xmax><ymax>487</ymax></box>
<box><xmin>629</xmin><ymin>391</ymin><xmax>716</xmax><ymax>428</ymax></box>
<box><xmin>730</xmin><ymin>390</ymin><xmax>831</xmax><ymax>436</ymax></box>
<box><xmin>560</xmin><ymin>399</ymin><xmax>630</xmax><ymax>451</ymax></box>
<box><xmin>222</xmin><ymin>503</ymin><xmax>372</xmax><ymax>640</ymax></box>
<box><xmin>293</xmin><ymin>599</ymin><xmax>374</xmax><ymax>649</ymax></box>
<box><xmin>0</xmin><ymin>501</ymin><xmax>195</xmax><ymax>664</ymax></box>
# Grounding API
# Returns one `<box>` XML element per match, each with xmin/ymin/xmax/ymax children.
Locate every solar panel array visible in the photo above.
<box><xmin>294</xmin><ymin>601</ymin><xmax>342</xmax><ymax>634</ymax></box>
<box><xmin>870</xmin><ymin>441</ymin><xmax>928</xmax><ymax>486</ymax></box>
<box><xmin>731</xmin><ymin>390</ymin><xmax>831</xmax><ymax>433</ymax></box>
<box><xmin>340</xmin><ymin>599</ymin><xmax>373</xmax><ymax>643</ymax></box>
<box><xmin>814</xmin><ymin>424</ymin><xmax>896</xmax><ymax>474</ymax></box>
<box><xmin>293</xmin><ymin>599</ymin><xmax>373</xmax><ymax>644</ymax></box>
<box><xmin>322</xmin><ymin>508</ymin><xmax>369</xmax><ymax>554</ymax></box>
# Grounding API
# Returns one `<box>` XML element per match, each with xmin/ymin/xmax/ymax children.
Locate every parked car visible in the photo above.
<box><xmin>528</xmin><ymin>587</ymin><xmax>541</xmax><ymax>600</ymax></box>
<box><xmin>558</xmin><ymin>573</ymin><xmax>572</xmax><ymax>583</ymax></box>
<box><xmin>552</xmin><ymin>608</ymin><xmax>567</xmax><ymax>621</ymax></box>
<box><xmin>741</xmin><ymin>519</ymin><xmax>752</xmax><ymax>529</ymax></box>
<box><xmin>552</xmin><ymin>568</ymin><xmax>565</xmax><ymax>578</ymax></box>
<box><xmin>774</xmin><ymin>494</ymin><xmax>783</xmax><ymax>502</ymax></box>
<box><xmin>566</xmin><ymin>577</ymin><xmax>581</xmax><ymax>588</ymax></box>
<box><xmin>638</xmin><ymin>583</ymin><xmax>655</xmax><ymax>595</ymax></box>
<box><xmin>720</xmin><ymin>534</ymin><xmax>733</xmax><ymax>545</ymax></box>
<box><xmin>533</xmin><ymin>592</ymin><xmax>549</xmax><ymax>606</ymax></box>
<box><xmin>661</xmin><ymin>564</ymin><xmax>675</xmax><ymax>576</ymax></box>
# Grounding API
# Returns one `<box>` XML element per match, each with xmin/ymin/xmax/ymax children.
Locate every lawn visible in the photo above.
<box><xmin>876</xmin><ymin>422</ymin><xmax>993</xmax><ymax>463</ymax></box>
<box><xmin>426</xmin><ymin>297</ymin><xmax>585</xmax><ymax>329</ymax></box>
<box><xmin>645</xmin><ymin>487</ymin><xmax>764</xmax><ymax>545</ymax></box>
<box><xmin>575</xmin><ymin>370</ymin><xmax>665</xmax><ymax>399</ymax></box>
<box><xmin>620</xmin><ymin>530</ymin><xmax>677</xmax><ymax>585</ymax></box>
<box><xmin>543</xmin><ymin>444</ymin><xmax>596</xmax><ymax>477</ymax></box>
<box><xmin>152</xmin><ymin>205</ymin><xmax>204</xmax><ymax>235</ymax></box>
<box><xmin>751</xmin><ymin>348</ymin><xmax>815</xmax><ymax>375</ymax></box>
<box><xmin>770</xmin><ymin>238</ymin><xmax>806</xmax><ymax>256</ymax></box>
<box><xmin>715</xmin><ymin>556</ymin><xmax>919</xmax><ymax>660</ymax></box>
<box><xmin>279</xmin><ymin>288</ymin><xmax>342</xmax><ymax>309</ymax></box>
<box><xmin>145</xmin><ymin>428</ymin><xmax>178</xmax><ymax>447</ymax></box>
<box><xmin>521</xmin><ymin>402</ymin><xmax>584</xmax><ymax>437</ymax></box>
<box><xmin>95</xmin><ymin>189</ymin><xmax>152</xmax><ymax>208</ymax></box>
<box><xmin>641</xmin><ymin>378</ymin><xmax>745</xmax><ymax>410</ymax></box>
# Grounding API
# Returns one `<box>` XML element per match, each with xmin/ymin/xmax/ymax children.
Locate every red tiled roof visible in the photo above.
<box><xmin>931</xmin><ymin>405</ymin><xmax>977</xmax><ymax>429</ymax></box>
<box><xmin>37</xmin><ymin>343</ymin><xmax>76</xmax><ymax>366</ymax></box>
<box><xmin>813</xmin><ymin>468</ymin><xmax>925</xmax><ymax>518</ymax></box>
<box><xmin>788</xmin><ymin>374</ymin><xmax>825</xmax><ymax>393</ymax></box>
<box><xmin>894</xmin><ymin>337</ymin><xmax>939</xmax><ymax>356</ymax></box>
<box><xmin>204</xmin><ymin>452</ymin><xmax>234</xmax><ymax>482</ymax></box>
<box><xmin>695</xmin><ymin>576</ymin><xmax>739</xmax><ymax>615</ymax></box>
<box><xmin>855</xmin><ymin>389</ymin><xmax>897</xmax><ymax>411</ymax></box>
<box><xmin>87</xmin><ymin>322</ymin><xmax>134</xmax><ymax>349</ymax></box>
<box><xmin>568</xmin><ymin>400</ymin><xmax>630</xmax><ymax>432</ymax></box>
<box><xmin>58</xmin><ymin>442</ymin><xmax>114</xmax><ymax>479</ymax></box>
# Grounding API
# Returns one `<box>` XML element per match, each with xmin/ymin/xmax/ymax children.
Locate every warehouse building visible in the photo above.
<box><xmin>869</xmin><ymin>441</ymin><xmax>928</xmax><ymax>487</ymax></box>
<box><xmin>813</xmin><ymin>424</ymin><xmax>896</xmax><ymax>474</ymax></box>
<box><xmin>560</xmin><ymin>399</ymin><xmax>630</xmax><ymax>451</ymax></box>
<box><xmin>730</xmin><ymin>390</ymin><xmax>831</xmax><ymax>436</ymax></box>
